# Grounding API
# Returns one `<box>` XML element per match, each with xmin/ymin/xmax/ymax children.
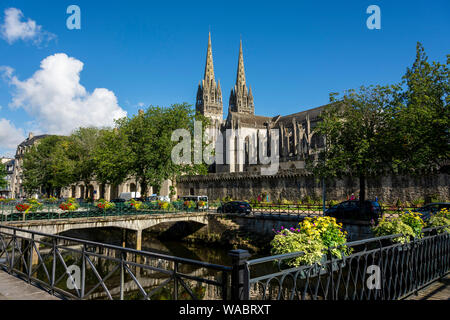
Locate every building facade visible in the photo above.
<box><xmin>0</xmin><ymin>158</ymin><xmax>14</xmax><ymax>198</ymax></box>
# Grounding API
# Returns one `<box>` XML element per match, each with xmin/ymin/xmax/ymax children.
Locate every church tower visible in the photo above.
<box><xmin>196</xmin><ymin>32</ymin><xmax>223</xmax><ymax>123</ymax></box>
<box><xmin>229</xmin><ymin>40</ymin><xmax>255</xmax><ymax>115</ymax></box>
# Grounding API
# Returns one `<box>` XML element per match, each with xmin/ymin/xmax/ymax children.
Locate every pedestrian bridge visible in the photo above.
<box><xmin>3</xmin><ymin>212</ymin><xmax>211</xmax><ymax>251</ymax></box>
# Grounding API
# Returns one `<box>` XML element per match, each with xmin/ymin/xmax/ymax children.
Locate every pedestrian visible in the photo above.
<box><xmin>350</xmin><ymin>193</ymin><xmax>355</xmax><ymax>200</ymax></box>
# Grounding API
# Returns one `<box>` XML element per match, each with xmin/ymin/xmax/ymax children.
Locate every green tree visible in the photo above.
<box><xmin>22</xmin><ymin>136</ymin><xmax>76</xmax><ymax>197</ymax></box>
<box><xmin>69</xmin><ymin>127</ymin><xmax>102</xmax><ymax>198</ymax></box>
<box><xmin>92</xmin><ymin>128</ymin><xmax>132</xmax><ymax>198</ymax></box>
<box><xmin>0</xmin><ymin>163</ymin><xmax>7</xmax><ymax>190</ymax></box>
<box><xmin>394</xmin><ymin>42</ymin><xmax>450</xmax><ymax>172</ymax></box>
<box><xmin>310</xmin><ymin>43</ymin><xmax>449</xmax><ymax>205</ymax></box>
<box><xmin>116</xmin><ymin>103</ymin><xmax>209</xmax><ymax>196</ymax></box>
<box><xmin>309</xmin><ymin>85</ymin><xmax>399</xmax><ymax>204</ymax></box>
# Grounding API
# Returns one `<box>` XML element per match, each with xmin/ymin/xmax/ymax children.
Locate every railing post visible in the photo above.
<box><xmin>51</xmin><ymin>238</ymin><xmax>56</xmax><ymax>295</ymax></box>
<box><xmin>120</xmin><ymin>250</ymin><xmax>125</xmax><ymax>300</ymax></box>
<box><xmin>81</xmin><ymin>244</ymin><xmax>86</xmax><ymax>299</ymax></box>
<box><xmin>10</xmin><ymin>229</ymin><xmax>16</xmax><ymax>273</ymax></box>
<box><xmin>229</xmin><ymin>249</ymin><xmax>251</xmax><ymax>300</ymax></box>
<box><xmin>27</xmin><ymin>234</ymin><xmax>35</xmax><ymax>282</ymax></box>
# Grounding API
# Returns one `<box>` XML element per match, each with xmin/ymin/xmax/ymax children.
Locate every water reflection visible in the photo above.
<box><xmin>36</xmin><ymin>228</ymin><xmax>235</xmax><ymax>300</ymax></box>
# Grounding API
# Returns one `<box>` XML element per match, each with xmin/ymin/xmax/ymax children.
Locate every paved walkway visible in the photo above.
<box><xmin>0</xmin><ymin>271</ymin><xmax>59</xmax><ymax>300</ymax></box>
<box><xmin>406</xmin><ymin>274</ymin><xmax>450</xmax><ymax>300</ymax></box>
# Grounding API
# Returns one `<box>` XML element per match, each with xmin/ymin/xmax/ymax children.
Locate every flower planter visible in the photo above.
<box><xmin>281</xmin><ymin>254</ymin><xmax>347</xmax><ymax>279</ymax></box>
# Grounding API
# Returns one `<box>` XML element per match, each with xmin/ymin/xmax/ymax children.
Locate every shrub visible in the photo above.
<box><xmin>59</xmin><ymin>198</ymin><xmax>79</xmax><ymax>211</ymax></box>
<box><xmin>158</xmin><ymin>201</ymin><xmax>170</xmax><ymax>210</ymax></box>
<box><xmin>281</xmin><ymin>199</ymin><xmax>293</xmax><ymax>205</ymax></box>
<box><xmin>428</xmin><ymin>208</ymin><xmax>450</xmax><ymax>233</ymax></box>
<box><xmin>411</xmin><ymin>198</ymin><xmax>425</xmax><ymax>208</ymax></box>
<box><xmin>183</xmin><ymin>200</ymin><xmax>195</xmax><ymax>209</ymax></box>
<box><xmin>16</xmin><ymin>203</ymin><xmax>32</xmax><ymax>213</ymax></box>
<box><xmin>95</xmin><ymin>199</ymin><xmax>115</xmax><ymax>210</ymax></box>
<box><xmin>126</xmin><ymin>199</ymin><xmax>144</xmax><ymax>210</ymax></box>
<box><xmin>328</xmin><ymin>200</ymin><xmax>340</xmax><ymax>207</ymax></box>
<box><xmin>270</xmin><ymin>230</ymin><xmax>325</xmax><ymax>267</ymax></box>
<box><xmin>372</xmin><ymin>217</ymin><xmax>416</xmax><ymax>244</ymax></box>
<box><xmin>302</xmin><ymin>195</ymin><xmax>314</xmax><ymax>205</ymax></box>
<box><xmin>399</xmin><ymin>211</ymin><xmax>425</xmax><ymax>238</ymax></box>
<box><xmin>270</xmin><ymin>216</ymin><xmax>350</xmax><ymax>267</ymax></box>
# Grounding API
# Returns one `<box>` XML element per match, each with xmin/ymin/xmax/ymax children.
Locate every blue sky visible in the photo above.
<box><xmin>0</xmin><ymin>0</ymin><xmax>449</xmax><ymax>157</ymax></box>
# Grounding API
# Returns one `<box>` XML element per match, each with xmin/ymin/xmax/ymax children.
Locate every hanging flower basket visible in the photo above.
<box><xmin>16</xmin><ymin>204</ymin><xmax>31</xmax><ymax>213</ymax></box>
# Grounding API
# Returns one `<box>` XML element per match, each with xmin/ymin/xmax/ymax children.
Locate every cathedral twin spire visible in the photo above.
<box><xmin>196</xmin><ymin>33</ymin><xmax>254</xmax><ymax>120</ymax></box>
<box><xmin>229</xmin><ymin>39</ymin><xmax>254</xmax><ymax>115</ymax></box>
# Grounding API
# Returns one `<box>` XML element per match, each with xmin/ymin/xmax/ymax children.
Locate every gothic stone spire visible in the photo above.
<box><xmin>196</xmin><ymin>32</ymin><xmax>223</xmax><ymax>121</ymax></box>
<box><xmin>204</xmin><ymin>32</ymin><xmax>215</xmax><ymax>85</ymax></box>
<box><xmin>229</xmin><ymin>39</ymin><xmax>254</xmax><ymax>115</ymax></box>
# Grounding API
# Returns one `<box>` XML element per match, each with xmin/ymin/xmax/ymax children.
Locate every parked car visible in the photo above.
<box><xmin>217</xmin><ymin>201</ymin><xmax>252</xmax><ymax>214</ymax></box>
<box><xmin>324</xmin><ymin>200</ymin><xmax>382</xmax><ymax>221</ymax></box>
<box><xmin>412</xmin><ymin>202</ymin><xmax>450</xmax><ymax>221</ymax></box>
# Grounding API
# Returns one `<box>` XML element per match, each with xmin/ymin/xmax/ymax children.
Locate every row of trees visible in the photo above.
<box><xmin>310</xmin><ymin>43</ymin><xmax>449</xmax><ymax>204</ymax></box>
<box><xmin>22</xmin><ymin>103</ymin><xmax>210</xmax><ymax>198</ymax></box>
<box><xmin>0</xmin><ymin>163</ymin><xmax>7</xmax><ymax>190</ymax></box>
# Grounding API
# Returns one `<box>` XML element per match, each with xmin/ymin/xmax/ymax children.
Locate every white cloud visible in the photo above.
<box><xmin>0</xmin><ymin>118</ymin><xmax>25</xmax><ymax>156</ymax></box>
<box><xmin>0</xmin><ymin>7</ymin><xmax>56</xmax><ymax>45</ymax></box>
<box><xmin>3</xmin><ymin>53</ymin><xmax>127</xmax><ymax>135</ymax></box>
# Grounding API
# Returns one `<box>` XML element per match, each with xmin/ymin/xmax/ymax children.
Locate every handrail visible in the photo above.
<box><xmin>0</xmin><ymin>224</ymin><xmax>231</xmax><ymax>272</ymax></box>
<box><xmin>247</xmin><ymin>225</ymin><xmax>449</xmax><ymax>266</ymax></box>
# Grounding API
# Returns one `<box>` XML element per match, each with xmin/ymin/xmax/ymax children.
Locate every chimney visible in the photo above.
<box><xmin>28</xmin><ymin>132</ymin><xmax>34</xmax><ymax>140</ymax></box>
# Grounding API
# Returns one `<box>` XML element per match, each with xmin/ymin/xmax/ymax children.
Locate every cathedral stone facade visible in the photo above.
<box><xmin>195</xmin><ymin>33</ymin><xmax>328</xmax><ymax>175</ymax></box>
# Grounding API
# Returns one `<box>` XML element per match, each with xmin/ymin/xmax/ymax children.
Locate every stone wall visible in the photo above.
<box><xmin>176</xmin><ymin>171</ymin><xmax>450</xmax><ymax>204</ymax></box>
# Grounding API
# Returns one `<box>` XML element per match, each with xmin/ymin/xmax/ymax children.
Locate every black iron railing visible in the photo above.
<box><xmin>0</xmin><ymin>225</ymin><xmax>235</xmax><ymax>300</ymax></box>
<box><xmin>241</xmin><ymin>226</ymin><xmax>449</xmax><ymax>300</ymax></box>
<box><xmin>0</xmin><ymin>224</ymin><xmax>448</xmax><ymax>300</ymax></box>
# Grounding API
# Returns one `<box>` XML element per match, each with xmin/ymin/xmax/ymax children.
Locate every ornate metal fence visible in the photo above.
<box><xmin>0</xmin><ymin>225</ymin><xmax>234</xmax><ymax>300</ymax></box>
<box><xmin>243</xmin><ymin>226</ymin><xmax>449</xmax><ymax>300</ymax></box>
<box><xmin>0</xmin><ymin>223</ymin><xmax>448</xmax><ymax>300</ymax></box>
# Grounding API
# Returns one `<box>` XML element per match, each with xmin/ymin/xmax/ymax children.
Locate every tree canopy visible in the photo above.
<box><xmin>22</xmin><ymin>135</ymin><xmax>76</xmax><ymax>197</ymax></box>
<box><xmin>0</xmin><ymin>163</ymin><xmax>7</xmax><ymax>190</ymax></box>
<box><xmin>310</xmin><ymin>42</ymin><xmax>449</xmax><ymax>203</ymax></box>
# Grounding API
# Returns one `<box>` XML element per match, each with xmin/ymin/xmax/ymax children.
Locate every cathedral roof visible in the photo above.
<box><xmin>277</xmin><ymin>103</ymin><xmax>332</xmax><ymax>125</ymax></box>
<box><xmin>227</xmin><ymin>111</ymin><xmax>272</xmax><ymax>127</ymax></box>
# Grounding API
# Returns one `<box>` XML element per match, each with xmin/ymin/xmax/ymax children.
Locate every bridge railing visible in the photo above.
<box><xmin>0</xmin><ymin>201</ymin><xmax>206</xmax><ymax>222</ymax></box>
<box><xmin>221</xmin><ymin>203</ymin><xmax>425</xmax><ymax>220</ymax></box>
<box><xmin>0</xmin><ymin>225</ymin><xmax>237</xmax><ymax>300</ymax></box>
<box><xmin>239</xmin><ymin>225</ymin><xmax>449</xmax><ymax>300</ymax></box>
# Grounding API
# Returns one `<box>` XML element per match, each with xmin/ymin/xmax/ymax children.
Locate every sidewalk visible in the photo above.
<box><xmin>0</xmin><ymin>271</ymin><xmax>60</xmax><ymax>300</ymax></box>
<box><xmin>406</xmin><ymin>274</ymin><xmax>450</xmax><ymax>300</ymax></box>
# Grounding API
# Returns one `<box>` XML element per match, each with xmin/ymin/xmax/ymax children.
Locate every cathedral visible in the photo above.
<box><xmin>195</xmin><ymin>33</ymin><xmax>328</xmax><ymax>175</ymax></box>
